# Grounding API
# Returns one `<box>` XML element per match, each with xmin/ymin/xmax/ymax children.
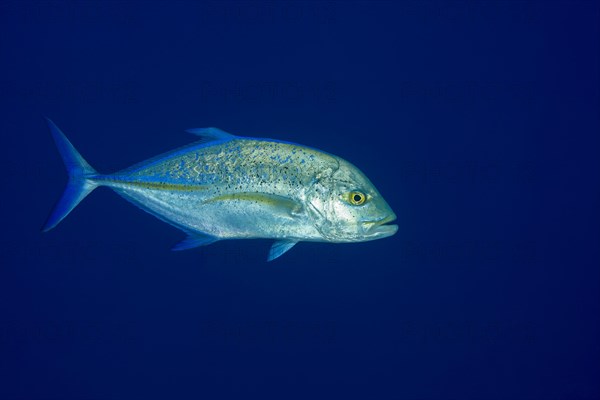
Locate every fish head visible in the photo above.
<box><xmin>306</xmin><ymin>158</ymin><xmax>397</xmax><ymax>242</ymax></box>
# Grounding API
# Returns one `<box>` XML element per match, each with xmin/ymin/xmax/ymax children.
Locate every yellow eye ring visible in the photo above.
<box><xmin>349</xmin><ymin>191</ymin><xmax>366</xmax><ymax>206</ymax></box>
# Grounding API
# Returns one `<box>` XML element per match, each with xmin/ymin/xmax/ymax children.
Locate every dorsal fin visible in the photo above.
<box><xmin>185</xmin><ymin>127</ymin><xmax>237</xmax><ymax>144</ymax></box>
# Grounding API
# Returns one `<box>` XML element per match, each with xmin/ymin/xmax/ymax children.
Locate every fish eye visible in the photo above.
<box><xmin>348</xmin><ymin>191</ymin><xmax>366</xmax><ymax>206</ymax></box>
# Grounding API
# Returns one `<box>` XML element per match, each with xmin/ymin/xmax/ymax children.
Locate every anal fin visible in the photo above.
<box><xmin>172</xmin><ymin>232</ymin><xmax>218</xmax><ymax>251</ymax></box>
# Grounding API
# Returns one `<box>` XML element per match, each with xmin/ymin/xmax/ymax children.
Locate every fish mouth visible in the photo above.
<box><xmin>364</xmin><ymin>214</ymin><xmax>398</xmax><ymax>239</ymax></box>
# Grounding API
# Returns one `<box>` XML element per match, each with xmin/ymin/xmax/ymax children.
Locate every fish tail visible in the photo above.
<box><xmin>42</xmin><ymin>118</ymin><xmax>99</xmax><ymax>232</ymax></box>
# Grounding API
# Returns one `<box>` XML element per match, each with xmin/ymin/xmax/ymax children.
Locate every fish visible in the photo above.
<box><xmin>43</xmin><ymin>119</ymin><xmax>397</xmax><ymax>261</ymax></box>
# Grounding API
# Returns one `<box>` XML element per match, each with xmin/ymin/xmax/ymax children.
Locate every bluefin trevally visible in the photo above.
<box><xmin>43</xmin><ymin>119</ymin><xmax>397</xmax><ymax>261</ymax></box>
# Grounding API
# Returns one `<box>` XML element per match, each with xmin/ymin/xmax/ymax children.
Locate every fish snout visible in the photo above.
<box><xmin>362</xmin><ymin>213</ymin><xmax>398</xmax><ymax>239</ymax></box>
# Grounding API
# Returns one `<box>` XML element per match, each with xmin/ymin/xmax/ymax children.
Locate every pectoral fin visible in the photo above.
<box><xmin>268</xmin><ymin>240</ymin><xmax>299</xmax><ymax>261</ymax></box>
<box><xmin>204</xmin><ymin>192</ymin><xmax>305</xmax><ymax>219</ymax></box>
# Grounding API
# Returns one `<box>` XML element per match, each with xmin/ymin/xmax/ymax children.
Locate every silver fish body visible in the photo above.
<box><xmin>44</xmin><ymin>122</ymin><xmax>397</xmax><ymax>260</ymax></box>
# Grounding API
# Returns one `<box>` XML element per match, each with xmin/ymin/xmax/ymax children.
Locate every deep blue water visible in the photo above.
<box><xmin>1</xmin><ymin>1</ymin><xmax>599</xmax><ymax>399</ymax></box>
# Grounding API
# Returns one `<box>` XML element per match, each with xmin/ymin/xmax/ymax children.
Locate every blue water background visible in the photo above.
<box><xmin>1</xmin><ymin>2</ymin><xmax>599</xmax><ymax>399</ymax></box>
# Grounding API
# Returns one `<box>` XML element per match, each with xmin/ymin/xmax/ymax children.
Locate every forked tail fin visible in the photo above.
<box><xmin>43</xmin><ymin>118</ymin><xmax>99</xmax><ymax>232</ymax></box>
